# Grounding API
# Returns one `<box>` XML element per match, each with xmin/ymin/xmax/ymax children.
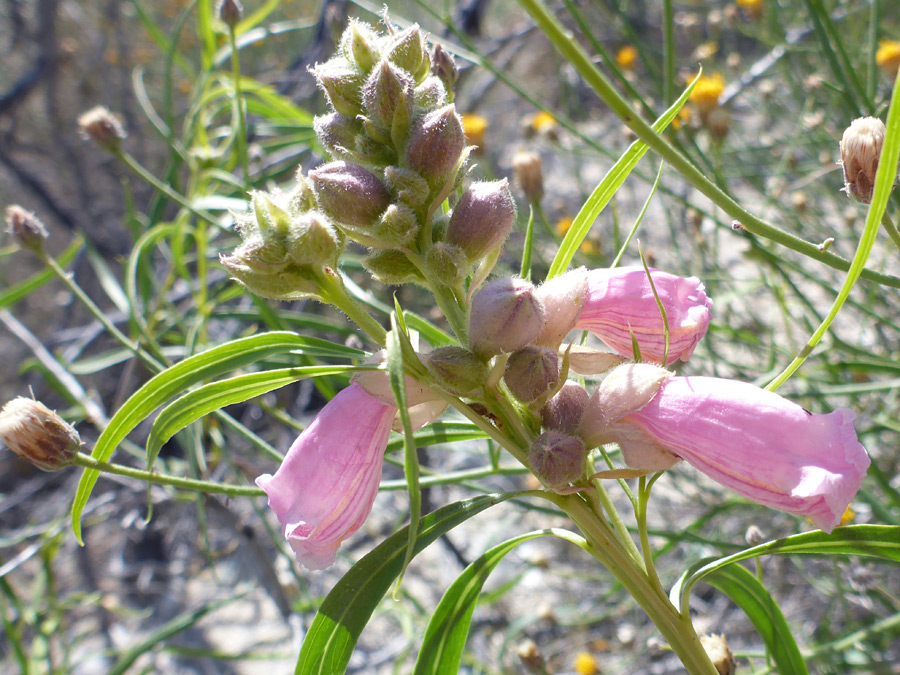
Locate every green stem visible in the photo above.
<box><xmin>555</xmin><ymin>493</ymin><xmax>718</xmax><ymax>675</ymax></box>
<box><xmin>662</xmin><ymin>0</ymin><xmax>674</xmax><ymax>105</ymax></box>
<box><xmin>881</xmin><ymin>211</ymin><xmax>900</xmax><ymax>254</ymax></box>
<box><xmin>318</xmin><ymin>269</ymin><xmax>387</xmax><ymax>347</ymax></box>
<box><xmin>587</xmin><ymin>473</ymin><xmax>646</xmax><ymax>570</ymax></box>
<box><xmin>39</xmin><ymin>251</ymin><xmax>163</xmax><ymax>372</ymax></box>
<box><xmin>638</xmin><ymin>475</ymin><xmax>666</xmax><ymax>595</ymax></box>
<box><xmin>73</xmin><ymin>452</ymin><xmax>264</xmax><ymax>498</ymax></box>
<box><xmin>514</xmin><ymin>0</ymin><xmax>900</xmax><ymax>290</ymax></box>
<box><xmin>228</xmin><ymin>26</ymin><xmax>251</xmax><ymax>188</ymax></box>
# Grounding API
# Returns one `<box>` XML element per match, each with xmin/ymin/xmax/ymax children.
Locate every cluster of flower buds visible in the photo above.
<box><xmin>225</xmin><ymin>19</ymin><xmax>517</xmax><ymax>302</ymax></box>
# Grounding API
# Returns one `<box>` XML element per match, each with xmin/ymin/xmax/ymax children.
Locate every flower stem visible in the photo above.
<box><xmin>228</xmin><ymin>25</ymin><xmax>251</xmax><ymax>189</ymax></box>
<box><xmin>317</xmin><ymin>269</ymin><xmax>387</xmax><ymax>347</ymax></box>
<box><xmin>39</xmin><ymin>251</ymin><xmax>163</xmax><ymax>372</ymax></box>
<box><xmin>73</xmin><ymin>452</ymin><xmax>264</xmax><ymax>498</ymax></box>
<box><xmin>555</xmin><ymin>493</ymin><xmax>718</xmax><ymax>674</ymax></box>
<box><xmin>881</xmin><ymin>211</ymin><xmax>900</xmax><ymax>254</ymax></box>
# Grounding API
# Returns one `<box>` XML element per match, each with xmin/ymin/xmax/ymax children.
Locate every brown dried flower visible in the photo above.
<box><xmin>5</xmin><ymin>205</ymin><xmax>48</xmax><ymax>251</ymax></box>
<box><xmin>77</xmin><ymin>106</ymin><xmax>127</xmax><ymax>151</ymax></box>
<box><xmin>840</xmin><ymin>116</ymin><xmax>885</xmax><ymax>204</ymax></box>
<box><xmin>0</xmin><ymin>397</ymin><xmax>81</xmax><ymax>471</ymax></box>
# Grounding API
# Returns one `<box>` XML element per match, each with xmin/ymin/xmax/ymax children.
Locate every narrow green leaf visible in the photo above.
<box><xmin>0</xmin><ymin>236</ymin><xmax>83</xmax><ymax>310</ymax></box>
<box><xmin>702</xmin><ymin>564</ymin><xmax>808</xmax><ymax>675</ymax></box>
<box><xmin>413</xmin><ymin>529</ymin><xmax>587</xmax><ymax>675</ymax></box>
<box><xmin>196</xmin><ymin>0</ymin><xmax>216</xmax><ymax>71</ymax></box>
<box><xmin>387</xmin><ymin>307</ymin><xmax>420</xmax><ymax>599</ymax></box>
<box><xmin>547</xmin><ymin>73</ymin><xmax>699</xmax><ymax>279</ymax></box>
<box><xmin>295</xmin><ymin>493</ymin><xmax>522</xmax><ymax>675</ymax></box>
<box><xmin>71</xmin><ymin>332</ymin><xmax>343</xmax><ymax>543</ymax></box>
<box><xmin>234</xmin><ymin>0</ymin><xmax>280</xmax><ymax>36</ymax></box>
<box><xmin>145</xmin><ymin>365</ymin><xmax>357</xmax><ymax>470</ymax></box>
<box><xmin>520</xmin><ymin>206</ymin><xmax>535</xmax><ymax>280</ymax></box>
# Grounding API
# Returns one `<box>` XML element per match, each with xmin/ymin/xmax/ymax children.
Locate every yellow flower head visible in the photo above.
<box><xmin>736</xmin><ymin>0</ymin><xmax>764</xmax><ymax>19</ymax></box>
<box><xmin>574</xmin><ymin>651</ymin><xmax>599</xmax><ymax>675</ymax></box>
<box><xmin>616</xmin><ymin>45</ymin><xmax>638</xmax><ymax>70</ymax></box>
<box><xmin>555</xmin><ymin>216</ymin><xmax>574</xmax><ymax>237</ymax></box>
<box><xmin>689</xmin><ymin>72</ymin><xmax>725</xmax><ymax>115</ymax></box>
<box><xmin>876</xmin><ymin>39</ymin><xmax>900</xmax><ymax>80</ymax></box>
<box><xmin>531</xmin><ymin>110</ymin><xmax>559</xmax><ymax>135</ymax></box>
<box><xmin>462</xmin><ymin>113</ymin><xmax>489</xmax><ymax>147</ymax></box>
<box><xmin>840</xmin><ymin>505</ymin><xmax>856</xmax><ymax>526</ymax></box>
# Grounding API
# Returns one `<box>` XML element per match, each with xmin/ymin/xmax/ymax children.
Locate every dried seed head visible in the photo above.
<box><xmin>5</xmin><ymin>205</ymin><xmax>48</xmax><ymax>252</ymax></box>
<box><xmin>840</xmin><ymin>116</ymin><xmax>887</xmax><ymax>204</ymax></box>
<box><xmin>0</xmin><ymin>397</ymin><xmax>80</xmax><ymax>471</ymax></box>
<box><xmin>512</xmin><ymin>150</ymin><xmax>544</xmax><ymax>201</ymax></box>
<box><xmin>216</xmin><ymin>0</ymin><xmax>243</xmax><ymax>27</ymax></box>
<box><xmin>77</xmin><ymin>106</ymin><xmax>126</xmax><ymax>151</ymax></box>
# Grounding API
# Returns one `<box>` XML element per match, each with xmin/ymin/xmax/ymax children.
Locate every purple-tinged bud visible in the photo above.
<box><xmin>312</xmin><ymin>59</ymin><xmax>366</xmax><ymax>117</ymax></box>
<box><xmin>363</xmin><ymin>249</ymin><xmax>424</xmax><ymax>285</ymax></box>
<box><xmin>430</xmin><ymin>43</ymin><xmax>458</xmax><ymax>98</ymax></box>
<box><xmin>0</xmin><ymin>397</ymin><xmax>80</xmax><ymax>471</ymax></box>
<box><xmin>504</xmin><ymin>346</ymin><xmax>559</xmax><ymax>403</ymax></box>
<box><xmin>469</xmin><ymin>277</ymin><xmax>546</xmax><ymax>357</ymax></box>
<box><xmin>840</xmin><ymin>116</ymin><xmax>889</xmax><ymax>204</ymax></box>
<box><xmin>77</xmin><ymin>106</ymin><xmax>126</xmax><ymax>151</ymax></box>
<box><xmin>216</xmin><ymin>0</ymin><xmax>242</xmax><ymax>27</ymax></box>
<box><xmin>5</xmin><ymin>205</ymin><xmax>48</xmax><ymax>252</ymax></box>
<box><xmin>363</xmin><ymin>59</ymin><xmax>415</xmax><ymax>132</ymax></box>
<box><xmin>386</xmin><ymin>24</ymin><xmax>428</xmax><ymax>82</ymax></box>
<box><xmin>533</xmin><ymin>268</ymin><xmax>589</xmax><ymax>348</ymax></box>
<box><xmin>424</xmin><ymin>346</ymin><xmax>488</xmax><ymax>397</ymax></box>
<box><xmin>446</xmin><ymin>179</ymin><xmax>516</xmax><ymax>261</ymax></box>
<box><xmin>285</xmin><ymin>211</ymin><xmax>342</xmax><ymax>267</ymax></box>
<box><xmin>309</xmin><ymin>161</ymin><xmax>390</xmax><ymax>230</ymax></box>
<box><xmin>541</xmin><ymin>381</ymin><xmax>589</xmax><ymax>434</ymax></box>
<box><xmin>528</xmin><ymin>431</ymin><xmax>588</xmax><ymax>493</ymax></box>
<box><xmin>384</xmin><ymin>165</ymin><xmax>430</xmax><ymax>206</ymax></box>
<box><xmin>425</xmin><ymin>241</ymin><xmax>469</xmax><ymax>285</ymax></box>
<box><xmin>287</xmin><ymin>175</ymin><xmax>316</xmax><ymax>214</ymax></box>
<box><xmin>407</xmin><ymin>105</ymin><xmax>466</xmax><ymax>186</ymax></box>
<box><xmin>374</xmin><ymin>203</ymin><xmax>418</xmax><ymax>247</ymax></box>
<box><xmin>414</xmin><ymin>76</ymin><xmax>447</xmax><ymax>111</ymax></box>
<box><xmin>513</xmin><ymin>150</ymin><xmax>544</xmax><ymax>202</ymax></box>
<box><xmin>342</xmin><ymin>20</ymin><xmax>381</xmax><ymax>73</ymax></box>
<box><xmin>313</xmin><ymin>112</ymin><xmax>363</xmax><ymax>159</ymax></box>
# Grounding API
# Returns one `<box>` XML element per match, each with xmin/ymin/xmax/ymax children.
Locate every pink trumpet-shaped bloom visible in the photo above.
<box><xmin>256</xmin><ymin>383</ymin><xmax>395</xmax><ymax>570</ymax></box>
<box><xmin>574</xmin><ymin>266</ymin><xmax>713</xmax><ymax>364</ymax></box>
<box><xmin>611</xmin><ymin>376</ymin><xmax>870</xmax><ymax>532</ymax></box>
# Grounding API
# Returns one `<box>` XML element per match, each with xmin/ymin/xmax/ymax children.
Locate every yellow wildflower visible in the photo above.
<box><xmin>555</xmin><ymin>216</ymin><xmax>574</xmax><ymax>237</ymax></box>
<box><xmin>580</xmin><ymin>239</ymin><xmax>600</xmax><ymax>255</ymax></box>
<box><xmin>840</xmin><ymin>505</ymin><xmax>856</xmax><ymax>526</ymax></box>
<box><xmin>461</xmin><ymin>113</ymin><xmax>489</xmax><ymax>148</ymax></box>
<box><xmin>689</xmin><ymin>72</ymin><xmax>725</xmax><ymax>117</ymax></box>
<box><xmin>616</xmin><ymin>45</ymin><xmax>638</xmax><ymax>70</ymax></box>
<box><xmin>736</xmin><ymin>0</ymin><xmax>763</xmax><ymax>19</ymax></box>
<box><xmin>574</xmin><ymin>651</ymin><xmax>599</xmax><ymax>675</ymax></box>
<box><xmin>876</xmin><ymin>40</ymin><xmax>900</xmax><ymax>80</ymax></box>
<box><xmin>531</xmin><ymin>111</ymin><xmax>559</xmax><ymax>135</ymax></box>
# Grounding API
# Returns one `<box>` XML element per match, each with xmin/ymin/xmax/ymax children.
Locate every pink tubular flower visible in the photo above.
<box><xmin>596</xmin><ymin>375</ymin><xmax>870</xmax><ymax>533</ymax></box>
<box><xmin>573</xmin><ymin>266</ymin><xmax>713</xmax><ymax>364</ymax></box>
<box><xmin>256</xmin><ymin>383</ymin><xmax>396</xmax><ymax>570</ymax></box>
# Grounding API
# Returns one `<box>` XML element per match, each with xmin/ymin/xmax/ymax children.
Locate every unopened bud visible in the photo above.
<box><xmin>512</xmin><ymin>150</ymin><xmax>544</xmax><ymax>201</ymax></box>
<box><xmin>424</xmin><ymin>346</ymin><xmax>488</xmax><ymax>397</ymax></box>
<box><xmin>446</xmin><ymin>179</ymin><xmax>516</xmax><ymax>261</ymax></box>
<box><xmin>384</xmin><ymin>165</ymin><xmax>430</xmax><ymax>206</ymax></box>
<box><xmin>287</xmin><ymin>175</ymin><xmax>317</xmax><ymax>214</ymax></box>
<box><xmin>343</xmin><ymin>21</ymin><xmax>381</xmax><ymax>73</ymax></box>
<box><xmin>0</xmin><ymin>397</ymin><xmax>80</xmax><ymax>471</ymax></box>
<box><xmin>528</xmin><ymin>431</ymin><xmax>587</xmax><ymax>493</ymax></box>
<box><xmin>532</xmin><ymin>268</ymin><xmax>588</xmax><ymax>348</ymax></box>
<box><xmin>469</xmin><ymin>277</ymin><xmax>545</xmax><ymax>357</ymax></box>
<box><xmin>425</xmin><ymin>241</ymin><xmax>469</xmax><ymax>285</ymax></box>
<box><xmin>705</xmin><ymin>106</ymin><xmax>730</xmax><ymax>140</ymax></box>
<box><xmin>700</xmin><ymin>634</ymin><xmax>736</xmax><ymax>675</ymax></box>
<box><xmin>386</xmin><ymin>24</ymin><xmax>429</xmax><ymax>82</ymax></box>
<box><xmin>216</xmin><ymin>0</ymin><xmax>242</xmax><ymax>27</ymax></box>
<box><xmin>312</xmin><ymin>59</ymin><xmax>366</xmax><ymax>117</ymax></box>
<box><xmin>413</xmin><ymin>76</ymin><xmax>448</xmax><ymax>112</ymax></box>
<box><xmin>314</xmin><ymin>112</ymin><xmax>363</xmax><ymax>160</ymax></box>
<box><xmin>285</xmin><ymin>211</ymin><xmax>342</xmax><ymax>266</ymax></box>
<box><xmin>5</xmin><ymin>205</ymin><xmax>48</xmax><ymax>252</ymax></box>
<box><xmin>430</xmin><ymin>43</ymin><xmax>458</xmax><ymax>98</ymax></box>
<box><xmin>407</xmin><ymin>105</ymin><xmax>466</xmax><ymax>186</ymax></box>
<box><xmin>362</xmin><ymin>59</ymin><xmax>414</xmax><ymax>132</ymax></box>
<box><xmin>309</xmin><ymin>161</ymin><xmax>390</xmax><ymax>230</ymax></box>
<box><xmin>363</xmin><ymin>249</ymin><xmax>424</xmax><ymax>285</ymax></box>
<box><xmin>504</xmin><ymin>346</ymin><xmax>559</xmax><ymax>403</ymax></box>
<box><xmin>840</xmin><ymin>116</ymin><xmax>889</xmax><ymax>204</ymax></box>
<box><xmin>541</xmin><ymin>381</ymin><xmax>589</xmax><ymax>433</ymax></box>
<box><xmin>374</xmin><ymin>203</ymin><xmax>418</xmax><ymax>247</ymax></box>
<box><xmin>77</xmin><ymin>106</ymin><xmax>126</xmax><ymax>151</ymax></box>
<box><xmin>745</xmin><ymin>524</ymin><xmax>765</xmax><ymax>546</ymax></box>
